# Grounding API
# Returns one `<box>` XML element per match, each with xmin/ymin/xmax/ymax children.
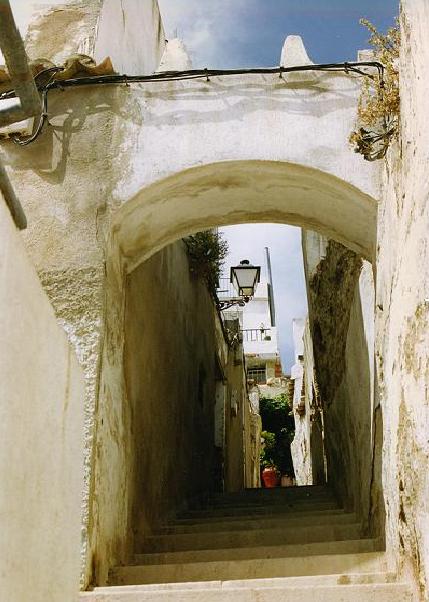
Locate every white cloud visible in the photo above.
<box><xmin>158</xmin><ymin>0</ymin><xmax>252</xmax><ymax>67</ymax></box>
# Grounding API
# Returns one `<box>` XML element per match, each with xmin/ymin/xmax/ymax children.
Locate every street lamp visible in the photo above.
<box><xmin>218</xmin><ymin>260</ymin><xmax>261</xmax><ymax>310</ymax></box>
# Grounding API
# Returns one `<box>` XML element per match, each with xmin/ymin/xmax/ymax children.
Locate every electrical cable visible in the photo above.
<box><xmin>0</xmin><ymin>61</ymin><xmax>384</xmax><ymax>146</ymax></box>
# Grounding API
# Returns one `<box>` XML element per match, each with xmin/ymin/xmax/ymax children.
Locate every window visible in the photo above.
<box><xmin>247</xmin><ymin>366</ymin><xmax>267</xmax><ymax>384</ymax></box>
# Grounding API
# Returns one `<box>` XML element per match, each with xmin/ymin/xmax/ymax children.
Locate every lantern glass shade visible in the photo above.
<box><xmin>230</xmin><ymin>260</ymin><xmax>261</xmax><ymax>299</ymax></box>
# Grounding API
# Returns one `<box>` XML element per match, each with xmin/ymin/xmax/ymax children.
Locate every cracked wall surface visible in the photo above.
<box><xmin>8</xmin><ymin>0</ymin><xmax>429</xmax><ymax>596</ymax></box>
<box><xmin>302</xmin><ymin>233</ymin><xmax>379</xmax><ymax>533</ymax></box>
<box><xmin>376</xmin><ymin>1</ymin><xmax>429</xmax><ymax>596</ymax></box>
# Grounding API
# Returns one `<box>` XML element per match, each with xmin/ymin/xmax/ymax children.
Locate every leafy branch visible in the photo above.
<box><xmin>184</xmin><ymin>230</ymin><xmax>229</xmax><ymax>296</ymax></box>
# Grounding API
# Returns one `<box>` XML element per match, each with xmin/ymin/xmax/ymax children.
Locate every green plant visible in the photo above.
<box><xmin>259</xmin><ymin>393</ymin><xmax>295</xmax><ymax>475</ymax></box>
<box><xmin>350</xmin><ymin>18</ymin><xmax>400</xmax><ymax>160</ymax></box>
<box><xmin>184</xmin><ymin>230</ymin><xmax>229</xmax><ymax>295</ymax></box>
<box><xmin>260</xmin><ymin>430</ymin><xmax>277</xmax><ymax>469</ymax></box>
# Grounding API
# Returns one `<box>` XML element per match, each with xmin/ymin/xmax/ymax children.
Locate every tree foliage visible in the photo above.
<box><xmin>259</xmin><ymin>393</ymin><xmax>295</xmax><ymax>475</ymax></box>
<box><xmin>184</xmin><ymin>230</ymin><xmax>229</xmax><ymax>295</ymax></box>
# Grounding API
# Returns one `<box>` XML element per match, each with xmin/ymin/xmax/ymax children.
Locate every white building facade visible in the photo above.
<box><xmin>218</xmin><ymin>250</ymin><xmax>288</xmax><ymax>398</ymax></box>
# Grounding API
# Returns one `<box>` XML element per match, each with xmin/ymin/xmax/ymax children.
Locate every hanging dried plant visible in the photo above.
<box><xmin>350</xmin><ymin>18</ymin><xmax>400</xmax><ymax>161</ymax></box>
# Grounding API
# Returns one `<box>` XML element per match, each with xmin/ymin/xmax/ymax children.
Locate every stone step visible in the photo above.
<box><xmin>207</xmin><ymin>487</ymin><xmax>335</xmax><ymax>506</ymax></box>
<box><xmin>109</xmin><ymin>551</ymin><xmax>388</xmax><ymax>586</ymax></box>
<box><xmin>86</xmin><ymin>571</ymin><xmax>399</xmax><ymax>594</ymax></box>
<box><xmin>203</xmin><ymin>495</ymin><xmax>337</xmax><ymax>511</ymax></box>
<box><xmin>82</xmin><ymin>582</ymin><xmax>413</xmax><ymax>602</ymax></box>
<box><xmin>135</xmin><ymin>537</ymin><xmax>383</xmax><ymax>565</ymax></box>
<box><xmin>179</xmin><ymin>499</ymin><xmax>340</xmax><ymax>519</ymax></box>
<box><xmin>141</xmin><ymin>522</ymin><xmax>363</xmax><ymax>553</ymax></box>
<box><xmin>167</xmin><ymin>508</ymin><xmax>351</xmax><ymax>531</ymax></box>
<box><xmin>207</xmin><ymin>486</ymin><xmax>335</xmax><ymax>503</ymax></box>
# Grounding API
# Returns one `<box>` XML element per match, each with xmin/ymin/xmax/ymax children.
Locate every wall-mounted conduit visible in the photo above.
<box><xmin>1</xmin><ymin>61</ymin><xmax>384</xmax><ymax>148</ymax></box>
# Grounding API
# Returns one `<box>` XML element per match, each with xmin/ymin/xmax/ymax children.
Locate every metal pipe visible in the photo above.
<box><xmin>0</xmin><ymin>0</ymin><xmax>42</xmax><ymax>127</ymax></box>
<box><xmin>0</xmin><ymin>0</ymin><xmax>31</xmax><ymax>227</ymax></box>
<box><xmin>0</xmin><ymin>161</ymin><xmax>26</xmax><ymax>229</ymax></box>
<box><xmin>265</xmin><ymin>247</ymin><xmax>276</xmax><ymax>327</ymax></box>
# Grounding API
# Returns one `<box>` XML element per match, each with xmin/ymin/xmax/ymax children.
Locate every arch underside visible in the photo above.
<box><xmin>112</xmin><ymin>160</ymin><xmax>377</xmax><ymax>273</ymax></box>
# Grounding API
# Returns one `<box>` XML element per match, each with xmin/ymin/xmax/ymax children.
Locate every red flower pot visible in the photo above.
<box><xmin>262</xmin><ymin>467</ymin><xmax>280</xmax><ymax>488</ymax></box>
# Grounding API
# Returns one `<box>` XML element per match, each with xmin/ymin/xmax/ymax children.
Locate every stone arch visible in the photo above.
<box><xmin>111</xmin><ymin>160</ymin><xmax>377</xmax><ymax>273</ymax></box>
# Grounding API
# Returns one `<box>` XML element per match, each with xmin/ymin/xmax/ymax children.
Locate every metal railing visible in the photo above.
<box><xmin>217</xmin><ymin>277</ymin><xmax>236</xmax><ymax>299</ymax></box>
<box><xmin>241</xmin><ymin>328</ymin><xmax>272</xmax><ymax>342</ymax></box>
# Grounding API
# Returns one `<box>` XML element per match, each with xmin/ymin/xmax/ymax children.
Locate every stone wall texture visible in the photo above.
<box><xmin>304</xmin><ymin>237</ymin><xmax>377</xmax><ymax>524</ymax></box>
<box><xmin>376</xmin><ymin>1</ymin><xmax>429</xmax><ymax>595</ymax></box>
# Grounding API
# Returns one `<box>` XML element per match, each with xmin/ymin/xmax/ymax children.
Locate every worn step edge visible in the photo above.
<box><xmin>109</xmin><ymin>551</ymin><xmax>388</xmax><ymax>585</ymax></box>
<box><xmin>161</xmin><ymin>511</ymin><xmax>357</xmax><ymax>534</ymax></box>
<box><xmin>91</xmin><ymin>571</ymin><xmax>398</xmax><ymax>594</ymax></box>
<box><xmin>174</xmin><ymin>506</ymin><xmax>346</xmax><ymax>525</ymax></box>
<box><xmin>135</xmin><ymin>537</ymin><xmax>384</xmax><ymax>565</ymax></box>
<box><xmin>207</xmin><ymin>490</ymin><xmax>336</xmax><ymax>502</ymax></box>
<box><xmin>142</xmin><ymin>522</ymin><xmax>363</xmax><ymax>553</ymax></box>
<box><xmin>82</xmin><ymin>583</ymin><xmax>413</xmax><ymax>602</ymax></box>
<box><xmin>210</xmin><ymin>486</ymin><xmax>333</xmax><ymax>499</ymax></box>
<box><xmin>205</xmin><ymin>492</ymin><xmax>337</xmax><ymax>505</ymax></box>
<box><xmin>180</xmin><ymin>501</ymin><xmax>340</xmax><ymax>518</ymax></box>
<box><xmin>202</xmin><ymin>498</ymin><xmax>337</xmax><ymax>511</ymax></box>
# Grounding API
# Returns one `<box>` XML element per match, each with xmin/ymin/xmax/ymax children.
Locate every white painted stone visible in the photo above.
<box><xmin>81</xmin><ymin>583</ymin><xmax>413</xmax><ymax>601</ymax></box>
<box><xmin>375</xmin><ymin>1</ymin><xmax>429</xmax><ymax>595</ymax></box>
<box><xmin>159</xmin><ymin>39</ymin><xmax>192</xmax><ymax>71</ymax></box>
<box><xmin>280</xmin><ymin>35</ymin><xmax>317</xmax><ymax>84</ymax></box>
<box><xmin>280</xmin><ymin>35</ymin><xmax>313</xmax><ymax>67</ymax></box>
<box><xmin>0</xmin><ymin>193</ymin><xmax>85</xmax><ymax>602</ymax></box>
<box><xmin>10</xmin><ymin>1</ymin><xmax>429</xmax><ymax>599</ymax></box>
<box><xmin>95</xmin><ymin>0</ymin><xmax>166</xmax><ymax>74</ymax></box>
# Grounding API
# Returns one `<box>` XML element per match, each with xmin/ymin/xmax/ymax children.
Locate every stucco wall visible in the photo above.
<box><xmin>124</xmin><ymin>241</ymin><xmax>219</xmax><ymax>548</ymax></box>
<box><xmin>290</xmin><ymin>318</ymin><xmax>312</xmax><ymax>485</ymax></box>
<box><xmin>375</xmin><ymin>1</ymin><xmax>429</xmax><ymax>595</ymax></box>
<box><xmin>1</xmin><ymin>0</ymin><xmax>168</xmax><ymax>589</ymax></box>
<box><xmin>290</xmin><ymin>317</ymin><xmax>326</xmax><ymax>486</ymax></box>
<box><xmin>0</xmin><ymin>196</ymin><xmax>85</xmax><ymax>602</ymax></box>
<box><xmin>0</xmin><ymin>0</ymin><xmax>387</xmax><ymax>592</ymax></box>
<box><xmin>303</xmin><ymin>234</ymin><xmax>378</xmax><ymax>530</ymax></box>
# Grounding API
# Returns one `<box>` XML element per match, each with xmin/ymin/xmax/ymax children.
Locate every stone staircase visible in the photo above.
<box><xmin>82</xmin><ymin>485</ymin><xmax>414</xmax><ymax>601</ymax></box>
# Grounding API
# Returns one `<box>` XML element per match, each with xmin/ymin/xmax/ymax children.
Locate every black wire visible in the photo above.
<box><xmin>0</xmin><ymin>61</ymin><xmax>384</xmax><ymax>146</ymax></box>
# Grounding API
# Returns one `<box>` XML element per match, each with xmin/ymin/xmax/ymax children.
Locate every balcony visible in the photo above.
<box><xmin>241</xmin><ymin>328</ymin><xmax>272</xmax><ymax>343</ymax></box>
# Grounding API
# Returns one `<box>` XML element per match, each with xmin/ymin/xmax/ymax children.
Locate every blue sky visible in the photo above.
<box><xmin>159</xmin><ymin>0</ymin><xmax>398</xmax><ymax>371</ymax></box>
<box><xmin>159</xmin><ymin>0</ymin><xmax>398</xmax><ymax>67</ymax></box>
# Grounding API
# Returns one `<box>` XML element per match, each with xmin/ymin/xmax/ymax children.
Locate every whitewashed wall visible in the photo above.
<box><xmin>376</xmin><ymin>1</ymin><xmax>429</xmax><ymax>595</ymax></box>
<box><xmin>0</xmin><ymin>195</ymin><xmax>85</xmax><ymax>602</ymax></box>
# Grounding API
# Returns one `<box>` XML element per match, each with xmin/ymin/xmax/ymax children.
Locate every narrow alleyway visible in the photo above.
<box><xmin>82</xmin><ymin>485</ymin><xmax>412</xmax><ymax>601</ymax></box>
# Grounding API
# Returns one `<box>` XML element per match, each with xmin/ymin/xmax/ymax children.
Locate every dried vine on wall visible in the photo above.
<box><xmin>350</xmin><ymin>18</ymin><xmax>400</xmax><ymax>161</ymax></box>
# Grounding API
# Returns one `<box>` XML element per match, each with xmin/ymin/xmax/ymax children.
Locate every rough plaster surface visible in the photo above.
<box><xmin>38</xmin><ymin>266</ymin><xmax>105</xmax><ymax>579</ymax></box>
<box><xmin>303</xmin><ymin>236</ymin><xmax>378</xmax><ymax>530</ymax></box>
<box><xmin>290</xmin><ymin>317</ymin><xmax>326</xmax><ymax>487</ymax></box>
<box><xmin>375</xmin><ymin>1</ymin><xmax>429</xmax><ymax>596</ymax></box>
<box><xmin>113</xmin><ymin>161</ymin><xmax>377</xmax><ymax>275</ymax></box>
<box><xmin>94</xmin><ymin>0</ymin><xmax>166</xmax><ymax>74</ymax></box>
<box><xmin>124</xmin><ymin>241</ymin><xmax>218</xmax><ymax>550</ymax></box>
<box><xmin>1</xmin><ymin>0</ymin><xmax>167</xmax><ymax>589</ymax></box>
<box><xmin>25</xmin><ymin>1</ymin><xmax>102</xmax><ymax>64</ymax></box>
<box><xmin>0</xmin><ymin>0</ymin><xmax>385</xmax><ymax>593</ymax></box>
<box><xmin>290</xmin><ymin>318</ymin><xmax>312</xmax><ymax>485</ymax></box>
<box><xmin>0</xmin><ymin>196</ymin><xmax>85</xmax><ymax>602</ymax></box>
